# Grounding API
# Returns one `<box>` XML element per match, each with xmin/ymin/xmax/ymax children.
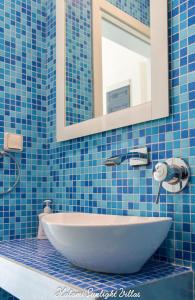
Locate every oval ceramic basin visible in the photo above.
<box><xmin>42</xmin><ymin>213</ymin><xmax>172</xmax><ymax>274</ymax></box>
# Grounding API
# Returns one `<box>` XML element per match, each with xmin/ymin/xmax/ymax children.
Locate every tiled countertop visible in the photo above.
<box><xmin>0</xmin><ymin>239</ymin><xmax>191</xmax><ymax>294</ymax></box>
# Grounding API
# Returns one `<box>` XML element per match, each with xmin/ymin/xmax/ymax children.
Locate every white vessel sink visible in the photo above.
<box><xmin>42</xmin><ymin>213</ymin><xmax>172</xmax><ymax>274</ymax></box>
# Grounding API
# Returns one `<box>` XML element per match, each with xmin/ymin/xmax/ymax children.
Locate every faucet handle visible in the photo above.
<box><xmin>153</xmin><ymin>162</ymin><xmax>168</xmax><ymax>182</ymax></box>
<box><xmin>155</xmin><ymin>182</ymin><xmax>162</xmax><ymax>204</ymax></box>
<box><xmin>153</xmin><ymin>163</ymin><xmax>168</xmax><ymax>204</ymax></box>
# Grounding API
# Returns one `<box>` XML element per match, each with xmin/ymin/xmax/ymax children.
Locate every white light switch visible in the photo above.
<box><xmin>4</xmin><ymin>133</ymin><xmax>23</xmax><ymax>152</ymax></box>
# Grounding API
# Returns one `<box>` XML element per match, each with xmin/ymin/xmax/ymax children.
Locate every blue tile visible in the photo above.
<box><xmin>0</xmin><ymin>239</ymin><xmax>190</xmax><ymax>293</ymax></box>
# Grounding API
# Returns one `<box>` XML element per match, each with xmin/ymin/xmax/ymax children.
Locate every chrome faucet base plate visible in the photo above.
<box><xmin>162</xmin><ymin>158</ymin><xmax>190</xmax><ymax>193</ymax></box>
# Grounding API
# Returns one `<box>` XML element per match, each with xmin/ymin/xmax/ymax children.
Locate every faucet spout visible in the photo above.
<box><xmin>104</xmin><ymin>148</ymin><xmax>148</xmax><ymax>167</ymax></box>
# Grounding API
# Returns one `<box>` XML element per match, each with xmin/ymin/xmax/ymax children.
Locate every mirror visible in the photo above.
<box><xmin>101</xmin><ymin>18</ymin><xmax>151</xmax><ymax>115</ymax></box>
<box><xmin>56</xmin><ymin>0</ymin><xmax>168</xmax><ymax>141</ymax></box>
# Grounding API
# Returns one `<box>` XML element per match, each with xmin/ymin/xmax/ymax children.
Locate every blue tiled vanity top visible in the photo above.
<box><xmin>0</xmin><ymin>239</ymin><xmax>190</xmax><ymax>292</ymax></box>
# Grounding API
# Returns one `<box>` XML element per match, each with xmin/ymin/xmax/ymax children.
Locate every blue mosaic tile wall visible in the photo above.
<box><xmin>0</xmin><ymin>0</ymin><xmax>48</xmax><ymax>242</ymax></box>
<box><xmin>108</xmin><ymin>0</ymin><xmax>150</xmax><ymax>25</ymax></box>
<box><xmin>0</xmin><ymin>0</ymin><xmax>195</xmax><ymax>298</ymax></box>
<box><xmin>0</xmin><ymin>0</ymin><xmax>48</xmax><ymax>297</ymax></box>
<box><xmin>47</xmin><ymin>0</ymin><xmax>195</xmax><ymax>272</ymax></box>
<box><xmin>65</xmin><ymin>0</ymin><xmax>93</xmax><ymax>125</ymax></box>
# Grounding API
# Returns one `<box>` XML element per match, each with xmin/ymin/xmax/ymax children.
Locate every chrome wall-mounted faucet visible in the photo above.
<box><xmin>153</xmin><ymin>158</ymin><xmax>190</xmax><ymax>204</ymax></box>
<box><xmin>104</xmin><ymin>147</ymin><xmax>149</xmax><ymax>167</ymax></box>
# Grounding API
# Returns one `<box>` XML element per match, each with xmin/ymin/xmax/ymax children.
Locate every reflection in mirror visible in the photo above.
<box><xmin>102</xmin><ymin>18</ymin><xmax>151</xmax><ymax>115</ymax></box>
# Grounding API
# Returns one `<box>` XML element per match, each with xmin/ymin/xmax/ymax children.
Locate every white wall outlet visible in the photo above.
<box><xmin>4</xmin><ymin>133</ymin><xmax>23</xmax><ymax>152</ymax></box>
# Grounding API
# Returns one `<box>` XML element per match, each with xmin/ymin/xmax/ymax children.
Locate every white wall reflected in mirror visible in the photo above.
<box><xmin>102</xmin><ymin>19</ymin><xmax>151</xmax><ymax>115</ymax></box>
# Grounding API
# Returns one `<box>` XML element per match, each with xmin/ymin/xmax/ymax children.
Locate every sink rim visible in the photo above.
<box><xmin>42</xmin><ymin>212</ymin><xmax>172</xmax><ymax>227</ymax></box>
